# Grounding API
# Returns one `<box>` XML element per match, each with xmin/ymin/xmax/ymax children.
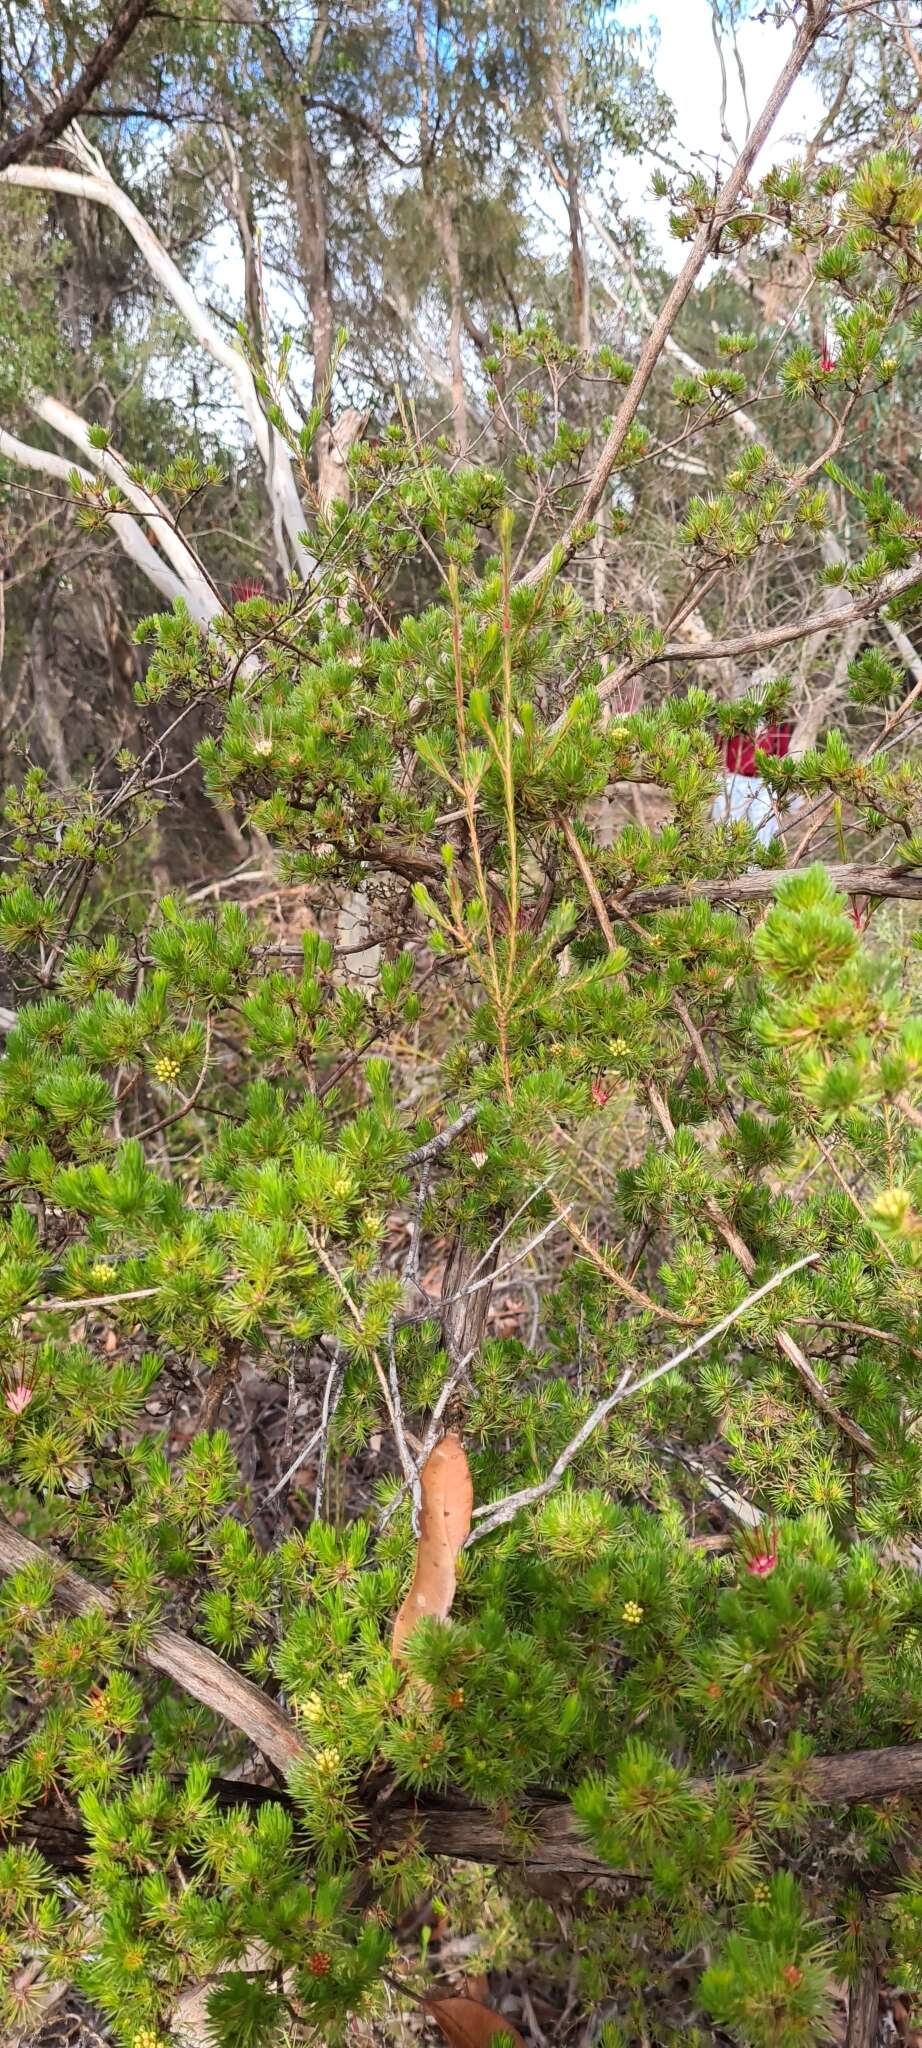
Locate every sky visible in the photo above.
<box><xmin>186</xmin><ymin>0</ymin><xmax>830</xmax><ymax>435</ymax></box>
<box><xmin>616</xmin><ymin>0</ymin><xmax>825</xmax><ymax>263</ymax></box>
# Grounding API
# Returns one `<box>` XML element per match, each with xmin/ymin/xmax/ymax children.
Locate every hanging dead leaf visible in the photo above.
<box><xmin>424</xmin><ymin>1996</ymin><xmax>525</xmax><ymax>2048</ymax></box>
<box><xmin>390</xmin><ymin>1431</ymin><xmax>472</xmax><ymax>1661</ymax></box>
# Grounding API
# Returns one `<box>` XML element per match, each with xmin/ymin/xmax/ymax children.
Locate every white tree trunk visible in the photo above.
<box><xmin>1</xmin><ymin>154</ymin><xmax>314</xmax><ymax>581</ymax></box>
<box><xmin>0</xmin><ymin>427</ymin><xmax>190</xmax><ymax>609</ymax></box>
<box><xmin>29</xmin><ymin>393</ymin><xmax>222</xmax><ymax>626</ymax></box>
<box><xmin>315</xmin><ymin>405</ymin><xmax>367</xmax><ymax>518</ymax></box>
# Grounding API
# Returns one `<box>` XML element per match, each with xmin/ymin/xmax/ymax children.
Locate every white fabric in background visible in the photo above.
<box><xmin>712</xmin><ymin>773</ymin><xmax>777</xmax><ymax>847</ymax></box>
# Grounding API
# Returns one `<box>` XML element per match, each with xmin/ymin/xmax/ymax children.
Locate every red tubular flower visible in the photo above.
<box><xmin>819</xmin><ymin>328</ymin><xmax>836</xmax><ymax>373</ymax></box>
<box><xmin>2</xmin><ymin>1357</ymin><xmax>38</xmax><ymax>1414</ymax></box>
<box><xmin>745</xmin><ymin>1546</ymin><xmax>778</xmax><ymax>1577</ymax></box>
<box><xmin>230</xmin><ymin>578</ymin><xmax>266</xmax><ymax>602</ymax></box>
<box><xmin>741</xmin><ymin>1519</ymin><xmax>779</xmax><ymax>1577</ymax></box>
<box><xmin>4</xmin><ymin>1379</ymin><xmax>33</xmax><ymax>1415</ymax></box>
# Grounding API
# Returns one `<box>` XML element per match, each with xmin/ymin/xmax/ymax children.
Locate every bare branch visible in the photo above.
<box><xmin>314</xmin><ymin>1346</ymin><xmax>346</xmax><ymax>1515</ymax></box>
<box><xmin>612</xmin><ymin>863</ymin><xmax>922</xmax><ymax>916</ymax></box>
<box><xmin>611</xmin><ymin>552</ymin><xmax>922</xmax><ymax>685</ymax></box>
<box><xmin>895</xmin><ymin>0</ymin><xmax>922</xmax><ymax>89</ymax></box>
<box><xmin>21</xmin><ymin>1284</ymin><xmax>161</xmax><ymax>1318</ymax></box>
<box><xmin>0</xmin><ymin>0</ymin><xmax>154</xmax><ymax>172</ymax></box>
<box><xmin>402</xmin><ymin>1104</ymin><xmax>480</xmax><ymax>1167</ymax></box>
<box><xmin>466</xmin><ymin>1253</ymin><xmax>820</xmax><ymax>1544</ymax></box>
<box><xmin>584</xmin><ymin>202</ymin><xmax>922</xmax><ymax>690</ymax></box>
<box><xmin>526</xmin><ymin>0</ymin><xmax>834</xmax><ymax>581</ymax></box>
<box><xmin>260</xmin><ymin>1347</ymin><xmax>345</xmax><ymax>1516</ymax></box>
<box><xmin>28</xmin><ymin>392</ymin><xmax>222</xmax><ymax>626</ymax></box>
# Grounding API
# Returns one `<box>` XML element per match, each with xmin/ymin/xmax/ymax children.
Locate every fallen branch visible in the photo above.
<box><xmin>13</xmin><ymin>1743</ymin><xmax>922</xmax><ymax>1884</ymax></box>
<box><xmin>610</xmin><ymin>863</ymin><xmax>922</xmax><ymax>917</ymax></box>
<box><xmin>0</xmin><ymin>1518</ymin><xmax>303</xmax><ymax>1773</ymax></box>
<box><xmin>845</xmin><ymin>1960</ymin><xmax>880</xmax><ymax>2048</ymax></box>
<box><xmin>3</xmin><ymin>1516</ymin><xmax>922</xmax><ymax>1882</ymax></box>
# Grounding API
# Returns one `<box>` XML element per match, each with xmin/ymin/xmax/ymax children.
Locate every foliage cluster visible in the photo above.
<box><xmin>0</xmin><ymin>5</ymin><xmax>921</xmax><ymax>2044</ymax></box>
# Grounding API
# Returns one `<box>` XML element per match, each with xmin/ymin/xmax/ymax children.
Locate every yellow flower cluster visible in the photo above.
<box><xmin>621</xmin><ymin>1600</ymin><xmax>644</xmax><ymax>1626</ymax></box>
<box><xmin>152</xmin><ymin>1053</ymin><xmax>181</xmax><ymax>1085</ymax></box>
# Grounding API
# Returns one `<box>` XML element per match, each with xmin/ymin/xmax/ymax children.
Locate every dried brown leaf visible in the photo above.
<box><xmin>390</xmin><ymin>1432</ymin><xmax>472</xmax><ymax>1661</ymax></box>
<box><xmin>425</xmin><ymin>1997</ymin><xmax>526</xmax><ymax>2048</ymax></box>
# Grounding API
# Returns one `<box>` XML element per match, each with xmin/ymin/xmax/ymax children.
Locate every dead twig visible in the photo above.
<box><xmin>466</xmin><ymin>1253</ymin><xmax>820</xmax><ymax>1544</ymax></box>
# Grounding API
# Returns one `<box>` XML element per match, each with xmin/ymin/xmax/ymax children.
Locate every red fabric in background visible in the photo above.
<box><xmin>725</xmin><ymin>721</ymin><xmax>793</xmax><ymax>777</ymax></box>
